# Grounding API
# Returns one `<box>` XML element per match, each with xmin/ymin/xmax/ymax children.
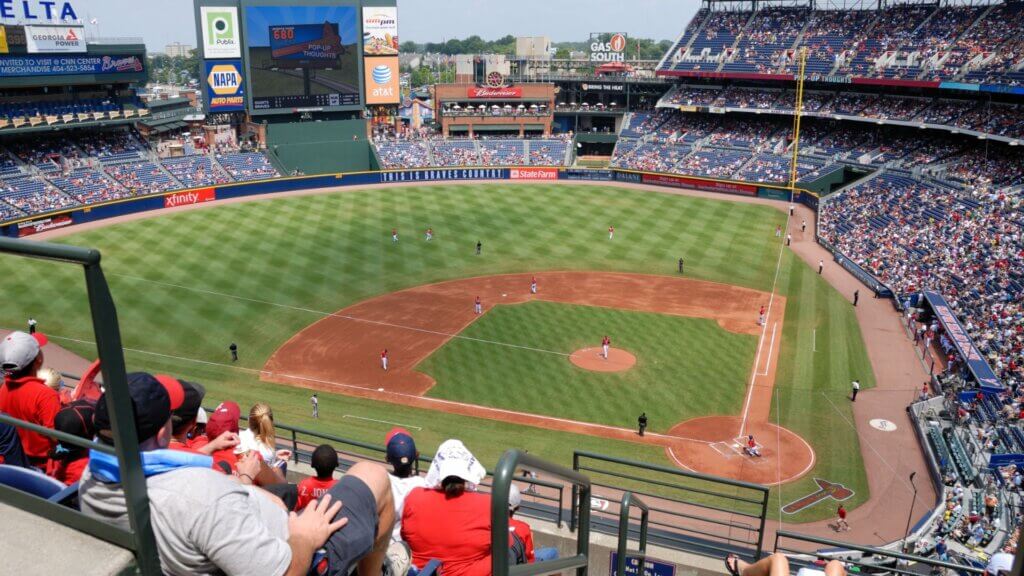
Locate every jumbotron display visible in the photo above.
<box><xmin>244</xmin><ymin>3</ymin><xmax>360</xmax><ymax>112</ymax></box>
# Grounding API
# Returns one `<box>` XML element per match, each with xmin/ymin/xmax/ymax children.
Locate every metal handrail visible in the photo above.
<box><xmin>491</xmin><ymin>449</ymin><xmax>592</xmax><ymax>576</ymax></box>
<box><xmin>616</xmin><ymin>492</ymin><xmax>650</xmax><ymax>576</ymax></box>
<box><xmin>573</xmin><ymin>450</ymin><xmax>770</xmax><ymax>557</ymax></box>
<box><xmin>774</xmin><ymin>530</ymin><xmax>985</xmax><ymax>575</ymax></box>
<box><xmin>0</xmin><ymin>236</ymin><xmax>160</xmax><ymax>574</ymax></box>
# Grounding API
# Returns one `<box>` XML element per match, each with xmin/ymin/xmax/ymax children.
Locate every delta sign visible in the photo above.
<box><xmin>590</xmin><ymin>33</ymin><xmax>627</xmax><ymax>62</ymax></box>
<box><xmin>0</xmin><ymin>0</ymin><xmax>78</xmax><ymax>21</ymax></box>
<box><xmin>205</xmin><ymin>60</ymin><xmax>245</xmax><ymax>112</ymax></box>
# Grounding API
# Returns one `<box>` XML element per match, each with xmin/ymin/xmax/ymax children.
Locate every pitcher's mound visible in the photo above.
<box><xmin>569</xmin><ymin>347</ymin><xmax>636</xmax><ymax>372</ymax></box>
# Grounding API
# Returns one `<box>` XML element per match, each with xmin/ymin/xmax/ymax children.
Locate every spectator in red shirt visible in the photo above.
<box><xmin>167</xmin><ymin>378</ymin><xmax>238</xmax><ymax>458</ymax></box>
<box><xmin>401</xmin><ymin>439</ymin><xmax>496</xmax><ymax>576</ymax></box>
<box><xmin>46</xmin><ymin>399</ymin><xmax>95</xmax><ymax>485</ymax></box>
<box><xmin>296</xmin><ymin>444</ymin><xmax>339</xmax><ymax>511</ymax></box>
<box><xmin>0</xmin><ymin>331</ymin><xmax>60</xmax><ymax>466</ymax></box>
<box><xmin>203</xmin><ymin>400</ymin><xmax>242</xmax><ymax>473</ymax></box>
<box><xmin>508</xmin><ymin>484</ymin><xmax>559</xmax><ymax>563</ymax></box>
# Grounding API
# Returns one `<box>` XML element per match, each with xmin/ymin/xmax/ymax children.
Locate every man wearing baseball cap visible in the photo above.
<box><xmin>0</xmin><ymin>331</ymin><xmax>60</xmax><ymax>466</ymax></box>
<box><xmin>79</xmin><ymin>372</ymin><xmax>352</xmax><ymax>576</ymax></box>
<box><xmin>385</xmin><ymin>427</ymin><xmax>426</xmax><ymax>544</ymax></box>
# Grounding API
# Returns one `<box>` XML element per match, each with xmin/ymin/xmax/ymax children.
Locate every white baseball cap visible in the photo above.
<box><xmin>1</xmin><ymin>331</ymin><xmax>47</xmax><ymax>373</ymax></box>
<box><xmin>196</xmin><ymin>407</ymin><xmax>209</xmax><ymax>425</ymax></box>
<box><xmin>985</xmin><ymin>552</ymin><xmax>1014</xmax><ymax>576</ymax></box>
<box><xmin>509</xmin><ymin>484</ymin><xmax>522</xmax><ymax>510</ymax></box>
<box><xmin>426</xmin><ymin>439</ymin><xmax>486</xmax><ymax>488</ymax></box>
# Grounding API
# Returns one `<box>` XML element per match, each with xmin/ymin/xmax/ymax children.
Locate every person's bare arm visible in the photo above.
<box><xmin>197</xmin><ymin>431</ymin><xmax>239</xmax><ymax>455</ymax></box>
<box><xmin>284</xmin><ymin>495</ymin><xmax>347</xmax><ymax>576</ymax></box>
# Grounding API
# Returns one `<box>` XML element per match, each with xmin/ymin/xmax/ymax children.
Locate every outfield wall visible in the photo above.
<box><xmin>1</xmin><ymin>167</ymin><xmax>817</xmax><ymax>238</ymax></box>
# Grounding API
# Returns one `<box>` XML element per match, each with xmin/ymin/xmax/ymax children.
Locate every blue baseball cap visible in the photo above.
<box><xmin>385</xmin><ymin>427</ymin><xmax>417</xmax><ymax>468</ymax></box>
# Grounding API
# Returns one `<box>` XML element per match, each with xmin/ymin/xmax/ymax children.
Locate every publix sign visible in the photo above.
<box><xmin>590</xmin><ymin>33</ymin><xmax>627</xmax><ymax>62</ymax></box>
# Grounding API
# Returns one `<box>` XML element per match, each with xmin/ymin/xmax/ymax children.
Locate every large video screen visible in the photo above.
<box><xmin>244</xmin><ymin>4</ymin><xmax>360</xmax><ymax>112</ymax></box>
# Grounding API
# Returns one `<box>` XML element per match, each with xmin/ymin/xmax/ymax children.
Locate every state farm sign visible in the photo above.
<box><xmin>590</xmin><ymin>33</ymin><xmax>627</xmax><ymax>62</ymax></box>
<box><xmin>467</xmin><ymin>87</ymin><xmax>522</xmax><ymax>98</ymax></box>
<box><xmin>510</xmin><ymin>168</ymin><xmax>558</xmax><ymax>180</ymax></box>
<box><xmin>164</xmin><ymin>188</ymin><xmax>215</xmax><ymax>208</ymax></box>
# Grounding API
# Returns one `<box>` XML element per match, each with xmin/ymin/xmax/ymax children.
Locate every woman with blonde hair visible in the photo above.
<box><xmin>237</xmin><ymin>402</ymin><xmax>291</xmax><ymax>475</ymax></box>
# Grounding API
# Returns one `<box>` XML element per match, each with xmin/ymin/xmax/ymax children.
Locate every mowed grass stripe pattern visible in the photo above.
<box><xmin>420</xmin><ymin>301</ymin><xmax>756</xmax><ymax>432</ymax></box>
<box><xmin>0</xmin><ymin>183</ymin><xmax>875</xmax><ymax>522</ymax></box>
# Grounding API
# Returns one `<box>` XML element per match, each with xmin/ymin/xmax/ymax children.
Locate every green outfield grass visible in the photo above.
<box><xmin>0</xmin><ymin>183</ymin><xmax>875</xmax><ymax>522</ymax></box>
<box><xmin>421</xmin><ymin>301</ymin><xmax>756</xmax><ymax>432</ymax></box>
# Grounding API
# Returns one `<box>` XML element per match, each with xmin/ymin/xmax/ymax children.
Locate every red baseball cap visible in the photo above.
<box><xmin>206</xmin><ymin>401</ymin><xmax>241</xmax><ymax>439</ymax></box>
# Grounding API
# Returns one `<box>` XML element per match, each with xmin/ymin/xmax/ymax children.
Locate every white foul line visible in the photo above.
<box><xmin>812</xmin><ymin>328</ymin><xmax>817</xmax><ymax>353</ymax></box>
<box><xmin>757</xmin><ymin>323</ymin><xmax>777</xmax><ymax>377</ymax></box>
<box><xmin>738</xmin><ymin>214</ymin><xmax>789</xmax><ymax>438</ymax></box>
<box><xmin>342</xmin><ymin>414</ymin><xmax>423</xmax><ymax>431</ymax></box>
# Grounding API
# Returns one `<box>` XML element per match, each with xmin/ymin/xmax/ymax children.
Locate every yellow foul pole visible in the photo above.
<box><xmin>788</xmin><ymin>47</ymin><xmax>808</xmax><ymax>193</ymax></box>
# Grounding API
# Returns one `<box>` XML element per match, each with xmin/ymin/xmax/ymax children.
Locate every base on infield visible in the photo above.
<box><xmin>666</xmin><ymin>416</ymin><xmax>815</xmax><ymax>485</ymax></box>
<box><xmin>568</xmin><ymin>347</ymin><xmax>636</xmax><ymax>372</ymax></box>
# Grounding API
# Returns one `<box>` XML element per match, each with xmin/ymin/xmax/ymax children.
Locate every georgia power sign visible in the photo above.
<box><xmin>590</xmin><ymin>33</ymin><xmax>627</xmax><ymax>62</ymax></box>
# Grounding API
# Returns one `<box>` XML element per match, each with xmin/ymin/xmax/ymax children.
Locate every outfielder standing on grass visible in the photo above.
<box><xmin>476</xmin><ymin>240</ymin><xmax>482</xmax><ymax>255</ymax></box>
<box><xmin>392</xmin><ymin>228</ymin><xmax>398</xmax><ymax>243</ymax></box>
<box><xmin>678</xmin><ymin>258</ymin><xmax>684</xmax><ymax>274</ymax></box>
<box><xmin>425</xmin><ymin>227</ymin><xmax>433</xmax><ymax>241</ymax></box>
<box><xmin>229</xmin><ymin>342</ymin><xmax>238</xmax><ymax>362</ymax></box>
<box><xmin>311</xmin><ymin>393</ymin><xmax>319</xmax><ymax>419</ymax></box>
<box><xmin>381</xmin><ymin>349</ymin><xmax>389</xmax><ymax>371</ymax></box>
<box><xmin>608</xmin><ymin>225</ymin><xmax>614</xmax><ymax>240</ymax></box>
<box><xmin>602</xmin><ymin>335</ymin><xmax>611</xmax><ymax>360</ymax></box>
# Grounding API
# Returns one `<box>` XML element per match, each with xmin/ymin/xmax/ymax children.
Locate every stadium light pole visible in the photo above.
<box><xmin>902</xmin><ymin>471</ymin><xmax>918</xmax><ymax>551</ymax></box>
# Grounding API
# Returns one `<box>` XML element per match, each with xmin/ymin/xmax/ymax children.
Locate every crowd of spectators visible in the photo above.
<box><xmin>660</xmin><ymin>4</ymin><xmax>1024</xmax><ymax>84</ymax></box>
<box><xmin>376</xmin><ymin>141</ymin><xmax>432</xmax><ymax>169</ymax></box>
<box><xmin>103</xmin><ymin>161</ymin><xmax>178</xmax><ymax>195</ymax></box>
<box><xmin>820</xmin><ymin>167</ymin><xmax>1024</xmax><ymax>387</ymax></box>
<box><xmin>0</xmin><ymin>331</ymin><xmax>557</xmax><ymax>575</ymax></box>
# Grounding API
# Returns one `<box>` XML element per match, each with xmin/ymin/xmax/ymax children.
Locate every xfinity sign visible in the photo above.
<box><xmin>590</xmin><ymin>33</ymin><xmax>627</xmax><ymax>62</ymax></box>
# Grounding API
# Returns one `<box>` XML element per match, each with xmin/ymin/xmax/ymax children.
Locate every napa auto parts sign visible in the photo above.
<box><xmin>164</xmin><ymin>188</ymin><xmax>215</xmax><ymax>208</ymax></box>
<box><xmin>590</xmin><ymin>33</ymin><xmax>626</xmax><ymax>62</ymax></box>
<box><xmin>510</xmin><ymin>168</ymin><xmax>558</xmax><ymax>180</ymax></box>
<box><xmin>17</xmin><ymin>214</ymin><xmax>72</xmax><ymax>237</ymax></box>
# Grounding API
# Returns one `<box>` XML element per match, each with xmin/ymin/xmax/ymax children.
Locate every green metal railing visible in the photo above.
<box><xmin>0</xmin><ymin>237</ymin><xmax>160</xmax><ymax>574</ymax></box>
<box><xmin>573</xmin><ymin>451</ymin><xmax>770</xmax><ymax>558</ymax></box>
<box><xmin>269</xmin><ymin>420</ymin><xmax>568</xmax><ymax>527</ymax></box>
<box><xmin>615</xmin><ymin>492</ymin><xmax>649</xmax><ymax>576</ymax></box>
<box><xmin>774</xmin><ymin>530</ymin><xmax>985</xmax><ymax>576</ymax></box>
<box><xmin>492</xmin><ymin>449</ymin><xmax>592</xmax><ymax>576</ymax></box>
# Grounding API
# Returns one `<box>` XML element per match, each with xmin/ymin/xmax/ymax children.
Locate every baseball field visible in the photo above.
<box><xmin>0</xmin><ymin>182</ymin><xmax>875</xmax><ymax>522</ymax></box>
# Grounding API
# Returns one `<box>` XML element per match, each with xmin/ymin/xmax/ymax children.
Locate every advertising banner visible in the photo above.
<box><xmin>269</xmin><ymin>23</ymin><xmax>343</xmax><ymax>63</ymax></box>
<box><xmin>362</xmin><ymin>7</ymin><xmax>398</xmax><ymax>56</ymax></box>
<box><xmin>923</xmin><ymin>291</ymin><xmax>1002</xmax><ymax>390</ymax></box>
<box><xmin>364</xmin><ymin>57</ymin><xmax>399</xmax><ymax>104</ymax></box>
<box><xmin>609</xmin><ymin>552</ymin><xmax>675</xmax><ymax>576</ymax></box>
<box><xmin>164</xmin><ymin>188</ymin><xmax>215</xmax><ymax>208</ymax></box>
<box><xmin>0</xmin><ymin>0</ymin><xmax>78</xmax><ymax>22</ymax></box>
<box><xmin>17</xmin><ymin>214</ymin><xmax>72</xmax><ymax>237</ymax></box>
<box><xmin>200</xmin><ymin>6</ymin><xmax>241</xmax><ymax>58</ymax></box>
<box><xmin>25</xmin><ymin>25</ymin><xmax>85</xmax><ymax>53</ymax></box>
<box><xmin>0</xmin><ymin>26</ymin><xmax>8</xmax><ymax>54</ymax></box>
<box><xmin>467</xmin><ymin>86</ymin><xmax>523</xmax><ymax>98</ymax></box>
<box><xmin>590</xmin><ymin>33</ymin><xmax>627</xmax><ymax>62</ymax></box>
<box><xmin>510</xmin><ymin>168</ymin><xmax>558</xmax><ymax>180</ymax></box>
<box><xmin>641</xmin><ymin>173</ymin><xmax>756</xmax><ymax>195</ymax></box>
<box><xmin>563</xmin><ymin>168</ymin><xmax>612</xmax><ymax>181</ymax></box>
<box><xmin>380</xmin><ymin>168</ymin><xmax>507</xmax><ymax>183</ymax></box>
<box><xmin>205</xmin><ymin>59</ymin><xmax>245</xmax><ymax>112</ymax></box>
<box><xmin>0</xmin><ymin>54</ymin><xmax>143</xmax><ymax>77</ymax></box>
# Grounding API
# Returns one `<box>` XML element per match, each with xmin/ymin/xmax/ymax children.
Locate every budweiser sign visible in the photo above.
<box><xmin>467</xmin><ymin>87</ymin><xmax>522</xmax><ymax>98</ymax></box>
<box><xmin>164</xmin><ymin>188</ymin><xmax>216</xmax><ymax>208</ymax></box>
<box><xmin>17</xmin><ymin>214</ymin><xmax>73</xmax><ymax>237</ymax></box>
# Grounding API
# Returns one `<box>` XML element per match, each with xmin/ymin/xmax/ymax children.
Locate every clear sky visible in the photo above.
<box><xmin>43</xmin><ymin>0</ymin><xmax>701</xmax><ymax>52</ymax></box>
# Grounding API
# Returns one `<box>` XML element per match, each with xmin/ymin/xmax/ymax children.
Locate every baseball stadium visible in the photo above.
<box><xmin>0</xmin><ymin>0</ymin><xmax>1021</xmax><ymax>574</ymax></box>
